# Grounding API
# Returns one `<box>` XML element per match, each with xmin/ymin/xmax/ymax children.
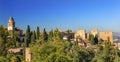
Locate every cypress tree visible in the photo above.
<box><xmin>89</xmin><ymin>34</ymin><xmax>95</xmax><ymax>45</ymax></box>
<box><xmin>43</xmin><ymin>28</ymin><xmax>48</xmax><ymax>41</ymax></box>
<box><xmin>48</xmin><ymin>29</ymin><xmax>53</xmax><ymax>41</ymax></box>
<box><xmin>31</xmin><ymin>31</ymin><xmax>36</xmax><ymax>43</ymax></box>
<box><xmin>25</xmin><ymin>25</ymin><xmax>31</xmax><ymax>47</ymax></box>
<box><xmin>66</xmin><ymin>29</ymin><xmax>72</xmax><ymax>41</ymax></box>
<box><xmin>34</xmin><ymin>30</ymin><xmax>36</xmax><ymax>40</ymax></box>
<box><xmin>36</xmin><ymin>26</ymin><xmax>40</xmax><ymax>39</ymax></box>
<box><xmin>53</xmin><ymin>28</ymin><xmax>63</xmax><ymax>41</ymax></box>
<box><xmin>23</xmin><ymin>25</ymin><xmax>31</xmax><ymax>59</ymax></box>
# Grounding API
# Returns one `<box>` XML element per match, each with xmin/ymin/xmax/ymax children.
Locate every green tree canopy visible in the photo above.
<box><xmin>36</xmin><ymin>26</ymin><xmax>40</xmax><ymax>39</ymax></box>
<box><xmin>25</xmin><ymin>25</ymin><xmax>31</xmax><ymax>47</ymax></box>
<box><xmin>43</xmin><ymin>28</ymin><xmax>48</xmax><ymax>41</ymax></box>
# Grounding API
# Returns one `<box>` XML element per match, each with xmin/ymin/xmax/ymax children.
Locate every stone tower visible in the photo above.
<box><xmin>8</xmin><ymin>17</ymin><xmax>15</xmax><ymax>31</ymax></box>
<box><xmin>74</xmin><ymin>30</ymin><xmax>86</xmax><ymax>40</ymax></box>
<box><xmin>91</xmin><ymin>29</ymin><xmax>98</xmax><ymax>37</ymax></box>
<box><xmin>99</xmin><ymin>31</ymin><xmax>113</xmax><ymax>43</ymax></box>
<box><xmin>25</xmin><ymin>48</ymin><xmax>31</xmax><ymax>62</ymax></box>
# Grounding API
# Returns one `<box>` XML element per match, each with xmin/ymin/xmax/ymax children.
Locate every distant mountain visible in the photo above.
<box><xmin>113</xmin><ymin>32</ymin><xmax>120</xmax><ymax>39</ymax></box>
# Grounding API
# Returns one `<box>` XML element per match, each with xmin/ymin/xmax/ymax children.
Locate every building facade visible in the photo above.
<box><xmin>74</xmin><ymin>30</ymin><xmax>86</xmax><ymax>40</ymax></box>
<box><xmin>99</xmin><ymin>31</ymin><xmax>113</xmax><ymax>43</ymax></box>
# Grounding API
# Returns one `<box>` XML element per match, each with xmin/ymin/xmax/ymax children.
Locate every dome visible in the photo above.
<box><xmin>8</xmin><ymin>17</ymin><xmax>15</xmax><ymax>22</ymax></box>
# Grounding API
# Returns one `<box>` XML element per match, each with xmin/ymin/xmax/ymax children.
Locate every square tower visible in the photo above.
<box><xmin>99</xmin><ymin>31</ymin><xmax>113</xmax><ymax>43</ymax></box>
<box><xmin>74</xmin><ymin>30</ymin><xmax>86</xmax><ymax>40</ymax></box>
<box><xmin>25</xmin><ymin>48</ymin><xmax>31</xmax><ymax>62</ymax></box>
<box><xmin>8</xmin><ymin>17</ymin><xmax>15</xmax><ymax>31</ymax></box>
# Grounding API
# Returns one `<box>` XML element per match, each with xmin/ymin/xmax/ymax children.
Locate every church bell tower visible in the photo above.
<box><xmin>8</xmin><ymin>17</ymin><xmax>15</xmax><ymax>31</ymax></box>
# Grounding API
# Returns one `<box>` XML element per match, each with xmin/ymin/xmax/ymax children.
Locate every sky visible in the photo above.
<box><xmin>0</xmin><ymin>0</ymin><xmax>120</xmax><ymax>32</ymax></box>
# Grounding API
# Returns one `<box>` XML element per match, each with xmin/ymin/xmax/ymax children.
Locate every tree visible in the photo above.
<box><xmin>31</xmin><ymin>31</ymin><xmax>36</xmax><ymax>43</ymax></box>
<box><xmin>36</xmin><ymin>26</ymin><xmax>40</xmax><ymax>39</ymax></box>
<box><xmin>92</xmin><ymin>40</ymin><xmax>116</xmax><ymax>62</ymax></box>
<box><xmin>0</xmin><ymin>25</ymin><xmax>7</xmax><ymax>56</ymax></box>
<box><xmin>114</xmin><ymin>54</ymin><xmax>120</xmax><ymax>62</ymax></box>
<box><xmin>53</xmin><ymin>28</ymin><xmax>62</xmax><ymax>40</ymax></box>
<box><xmin>89</xmin><ymin>34</ymin><xmax>95</xmax><ymax>45</ymax></box>
<box><xmin>66</xmin><ymin>29</ymin><xmax>72</xmax><ymax>41</ymax></box>
<box><xmin>43</xmin><ymin>28</ymin><xmax>48</xmax><ymax>41</ymax></box>
<box><xmin>115</xmin><ymin>49</ymin><xmax>120</xmax><ymax>62</ymax></box>
<box><xmin>25</xmin><ymin>25</ymin><xmax>31</xmax><ymax>47</ymax></box>
<box><xmin>24</xmin><ymin>25</ymin><xmax>31</xmax><ymax>60</ymax></box>
<box><xmin>48</xmin><ymin>29</ymin><xmax>53</xmax><ymax>41</ymax></box>
<box><xmin>94</xmin><ymin>35</ymin><xmax>98</xmax><ymax>44</ymax></box>
<box><xmin>0</xmin><ymin>37</ymin><xmax>6</xmax><ymax>56</ymax></box>
<box><xmin>11</xmin><ymin>56</ymin><xmax>20</xmax><ymax>62</ymax></box>
<box><xmin>13</xmin><ymin>31</ymin><xmax>20</xmax><ymax>48</ymax></box>
<box><xmin>30</xmin><ymin>30</ymin><xmax>71</xmax><ymax>62</ymax></box>
<box><xmin>0</xmin><ymin>56</ymin><xmax>9</xmax><ymax>62</ymax></box>
<box><xmin>72</xmin><ymin>41</ymin><xmax>83</xmax><ymax>62</ymax></box>
<box><xmin>0</xmin><ymin>25</ymin><xmax>4</xmax><ymax>37</ymax></box>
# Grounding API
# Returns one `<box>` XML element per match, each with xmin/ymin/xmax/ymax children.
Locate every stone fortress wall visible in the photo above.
<box><xmin>75</xmin><ymin>29</ymin><xmax>113</xmax><ymax>43</ymax></box>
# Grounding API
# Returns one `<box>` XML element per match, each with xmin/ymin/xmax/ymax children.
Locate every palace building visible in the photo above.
<box><xmin>99</xmin><ymin>31</ymin><xmax>113</xmax><ymax>43</ymax></box>
<box><xmin>74</xmin><ymin>29</ymin><xmax>86</xmax><ymax>40</ymax></box>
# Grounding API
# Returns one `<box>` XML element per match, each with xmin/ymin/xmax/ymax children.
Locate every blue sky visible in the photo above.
<box><xmin>0</xmin><ymin>0</ymin><xmax>120</xmax><ymax>32</ymax></box>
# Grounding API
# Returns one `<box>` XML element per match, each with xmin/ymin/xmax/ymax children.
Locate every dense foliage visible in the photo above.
<box><xmin>0</xmin><ymin>25</ymin><xmax>23</xmax><ymax>62</ymax></box>
<box><xmin>0</xmin><ymin>24</ymin><xmax>120</xmax><ymax>62</ymax></box>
